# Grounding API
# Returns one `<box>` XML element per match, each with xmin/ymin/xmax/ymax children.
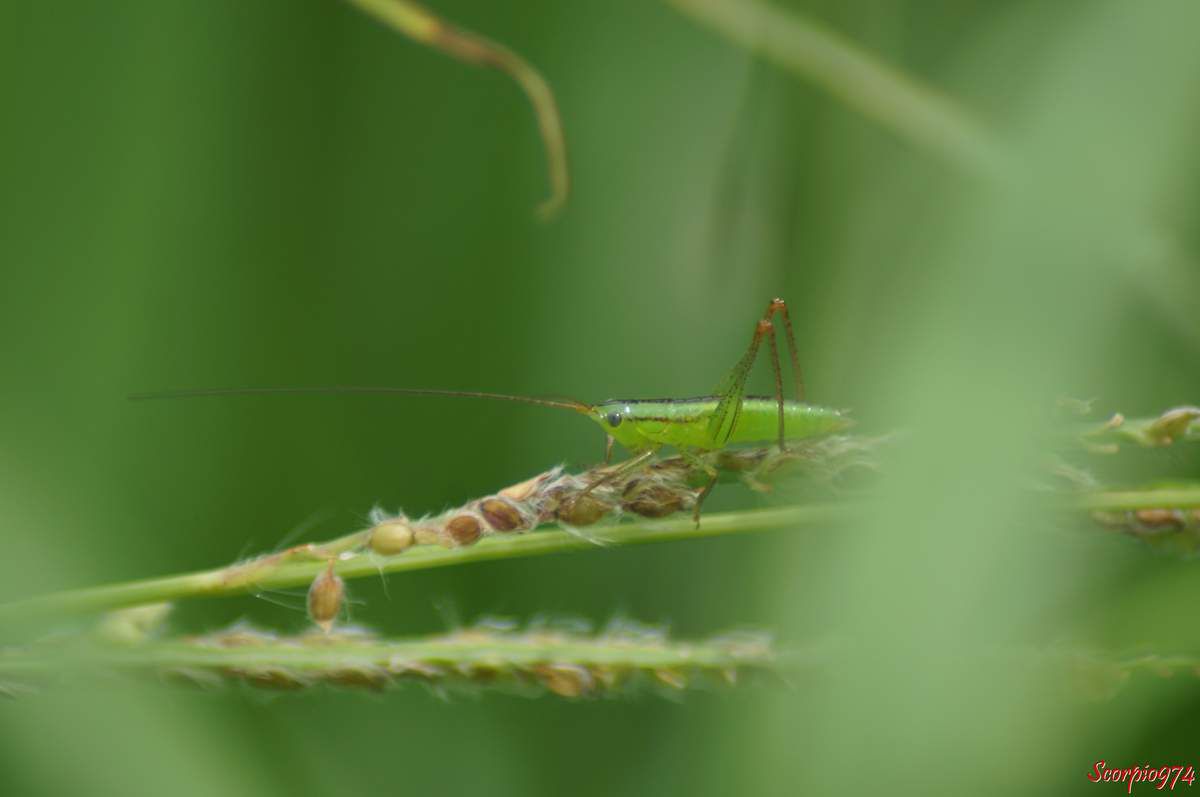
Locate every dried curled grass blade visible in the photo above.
<box><xmin>346</xmin><ymin>0</ymin><xmax>569</xmax><ymax>218</ymax></box>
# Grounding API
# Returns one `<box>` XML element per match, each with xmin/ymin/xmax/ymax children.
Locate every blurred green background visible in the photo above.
<box><xmin>3</xmin><ymin>0</ymin><xmax>1200</xmax><ymax>794</ymax></box>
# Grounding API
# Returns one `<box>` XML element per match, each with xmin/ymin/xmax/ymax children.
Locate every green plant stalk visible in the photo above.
<box><xmin>345</xmin><ymin>0</ymin><xmax>569</xmax><ymax>217</ymax></box>
<box><xmin>1080</xmin><ymin>488</ymin><xmax>1200</xmax><ymax>512</ymax></box>
<box><xmin>5</xmin><ymin>482</ymin><xmax>1197</xmax><ymax>625</ymax></box>
<box><xmin>0</xmin><ymin>505</ymin><xmax>845</xmax><ymax>623</ymax></box>
<box><xmin>664</xmin><ymin>0</ymin><xmax>1007</xmax><ymax>178</ymax></box>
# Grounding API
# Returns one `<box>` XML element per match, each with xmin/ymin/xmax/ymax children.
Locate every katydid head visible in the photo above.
<box><xmin>590</xmin><ymin>400</ymin><xmax>646</xmax><ymax>451</ymax></box>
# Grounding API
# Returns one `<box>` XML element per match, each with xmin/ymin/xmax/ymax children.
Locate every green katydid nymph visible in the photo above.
<box><xmin>133</xmin><ymin>298</ymin><xmax>850</xmax><ymax>520</ymax></box>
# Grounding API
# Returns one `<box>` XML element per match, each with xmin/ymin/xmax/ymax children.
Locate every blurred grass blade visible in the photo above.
<box><xmin>664</xmin><ymin>0</ymin><xmax>1008</xmax><ymax>177</ymax></box>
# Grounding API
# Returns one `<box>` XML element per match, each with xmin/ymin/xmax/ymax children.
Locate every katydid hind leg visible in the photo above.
<box><xmin>706</xmin><ymin>297</ymin><xmax>806</xmax><ymax>450</ymax></box>
<box><xmin>766</xmin><ymin>297</ymin><xmax>805</xmax><ymax>403</ymax></box>
<box><xmin>705</xmin><ymin>319</ymin><xmax>767</xmax><ymax>447</ymax></box>
<box><xmin>762</xmin><ymin>297</ymin><xmax>808</xmax><ymax>452</ymax></box>
<box><xmin>765</xmin><ymin>319</ymin><xmax>787</xmax><ymax>452</ymax></box>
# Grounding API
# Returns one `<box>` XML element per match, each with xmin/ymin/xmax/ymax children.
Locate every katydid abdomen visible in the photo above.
<box><xmin>594</xmin><ymin>397</ymin><xmax>849</xmax><ymax>453</ymax></box>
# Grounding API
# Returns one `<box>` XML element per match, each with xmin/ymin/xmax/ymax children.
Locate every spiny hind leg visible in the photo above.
<box><xmin>755</xmin><ymin>298</ymin><xmax>806</xmax><ymax>453</ymax></box>
<box><xmin>708</xmin><ymin>297</ymin><xmax>805</xmax><ymax>453</ymax></box>
<box><xmin>761</xmin><ymin>297</ymin><xmax>804</xmax><ymax>403</ymax></box>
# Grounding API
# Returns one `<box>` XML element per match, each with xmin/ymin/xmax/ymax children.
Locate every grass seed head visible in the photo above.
<box><xmin>654</xmin><ymin>667</ymin><xmax>688</xmax><ymax>690</ymax></box>
<box><xmin>555</xmin><ymin>494</ymin><xmax>612</xmax><ymax>526</ymax></box>
<box><xmin>307</xmin><ymin>563</ymin><xmax>345</xmax><ymax>633</ymax></box>
<box><xmin>625</xmin><ymin>484</ymin><xmax>688</xmax><ymax>518</ymax></box>
<box><xmin>478</xmin><ymin>498</ymin><xmax>526</xmax><ymax>532</ymax></box>
<box><xmin>499</xmin><ymin>471</ymin><xmax>553</xmax><ymax>502</ymax></box>
<box><xmin>534</xmin><ymin>663</ymin><xmax>595</xmax><ymax>697</ymax></box>
<box><xmin>239</xmin><ymin>667</ymin><xmax>309</xmax><ymax>690</ymax></box>
<box><xmin>1146</xmin><ymin>406</ymin><xmax>1200</xmax><ymax>445</ymax></box>
<box><xmin>368</xmin><ymin>519</ymin><xmax>416</xmax><ymax>555</ymax></box>
<box><xmin>1134</xmin><ymin>508</ymin><xmax>1185</xmax><ymax>531</ymax></box>
<box><xmin>445</xmin><ymin>514</ymin><xmax>483</xmax><ymax>546</ymax></box>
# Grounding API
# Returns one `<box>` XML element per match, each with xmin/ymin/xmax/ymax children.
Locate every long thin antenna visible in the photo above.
<box><xmin>129</xmin><ymin>386</ymin><xmax>593</xmax><ymax>414</ymax></box>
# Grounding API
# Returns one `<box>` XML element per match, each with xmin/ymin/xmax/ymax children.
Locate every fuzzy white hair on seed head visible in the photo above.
<box><xmin>367</xmin><ymin>504</ymin><xmax>392</xmax><ymax>526</ymax></box>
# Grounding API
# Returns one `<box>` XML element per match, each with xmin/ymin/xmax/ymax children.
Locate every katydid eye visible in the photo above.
<box><xmin>606</xmin><ymin>412</ymin><xmax>622</xmax><ymax>427</ymax></box>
